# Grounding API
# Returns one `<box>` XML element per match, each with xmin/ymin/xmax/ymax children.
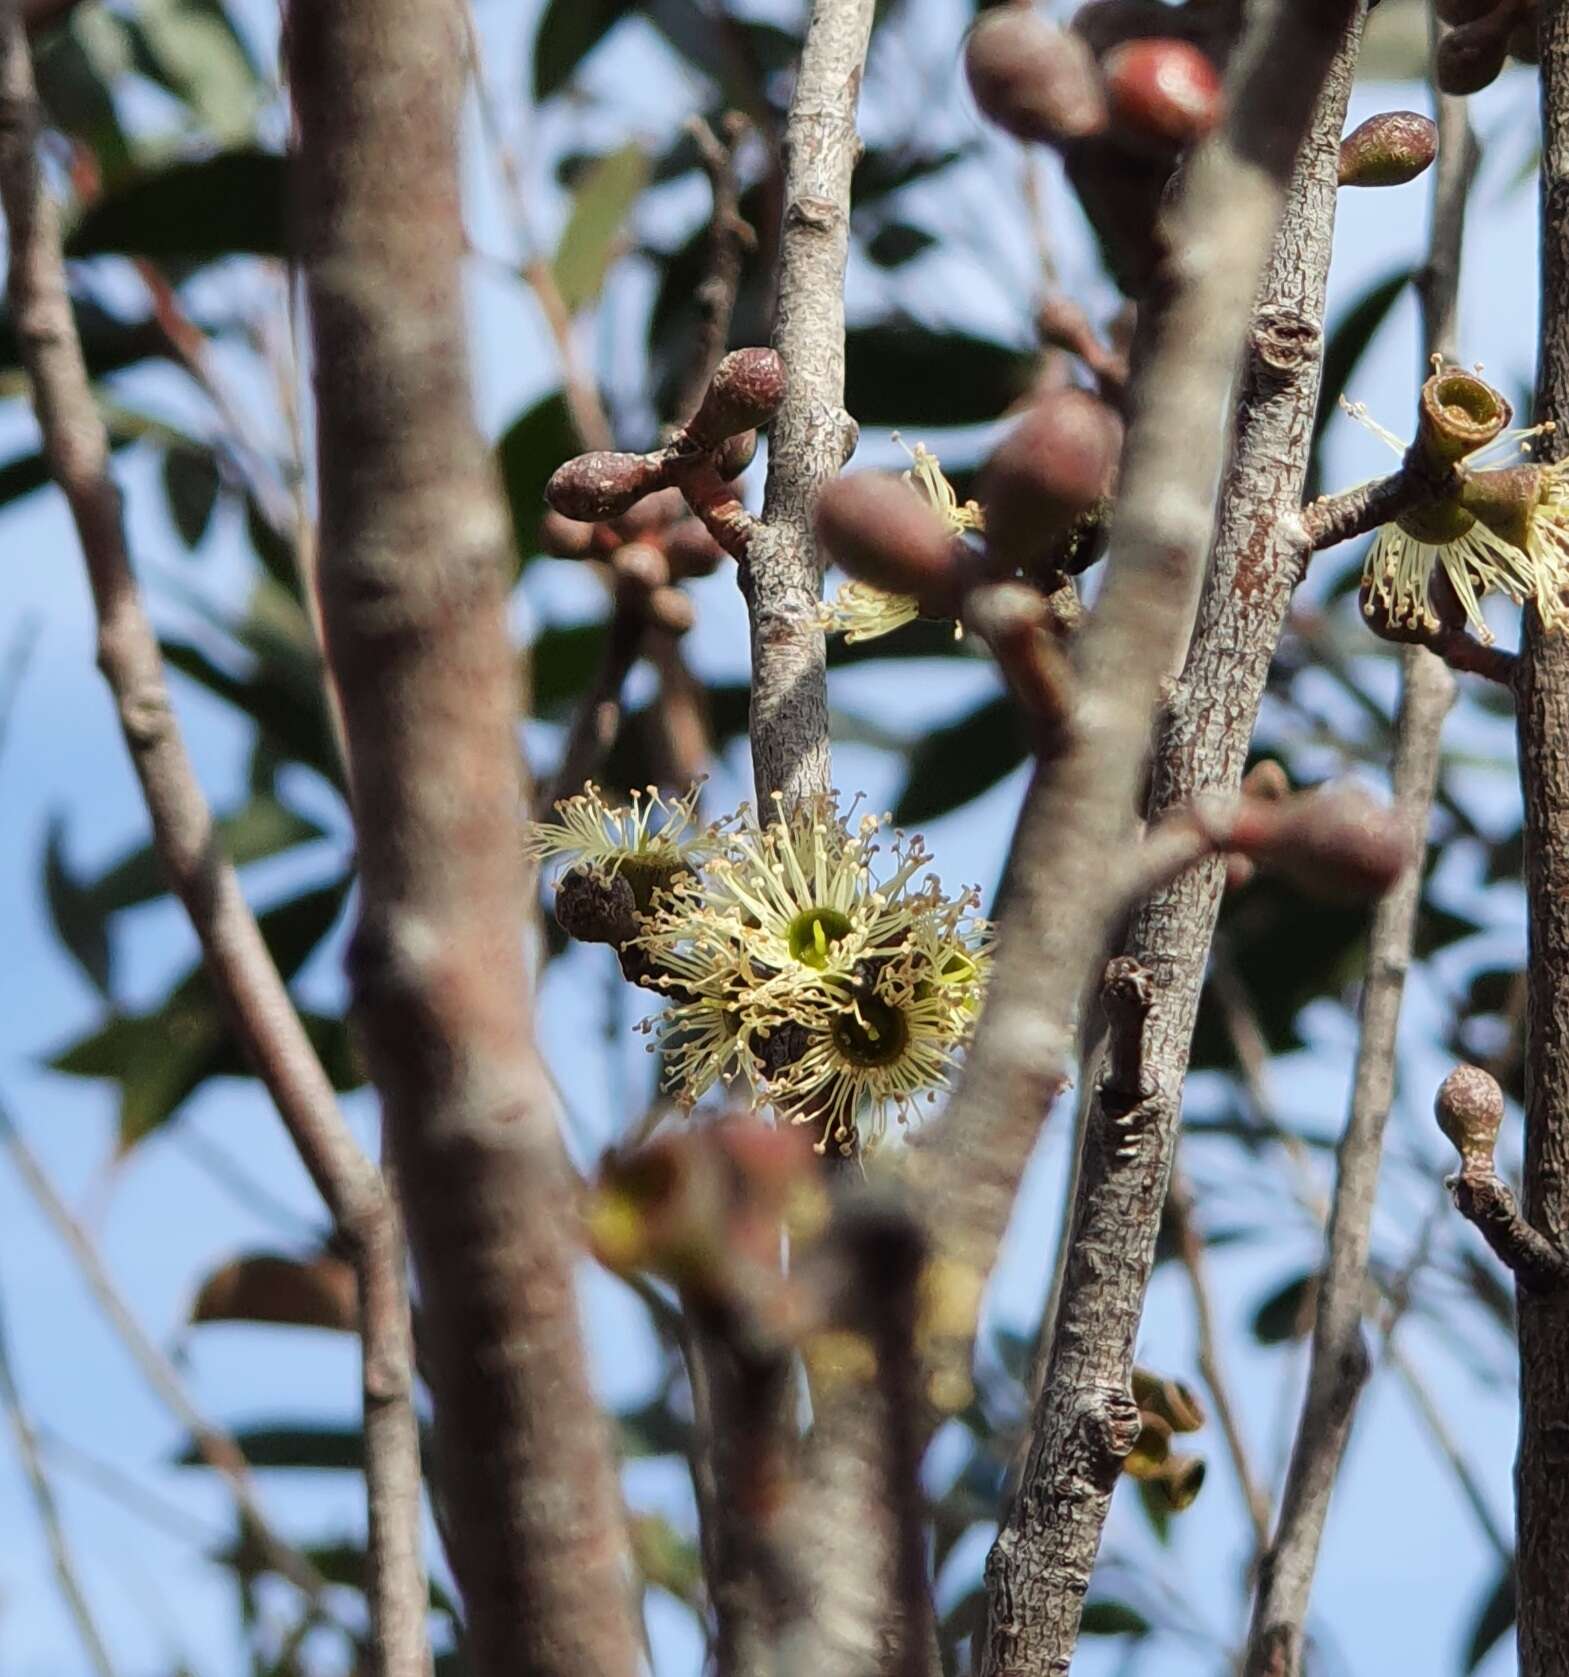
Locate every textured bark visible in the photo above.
<box><xmin>0</xmin><ymin>20</ymin><xmax>427</xmax><ymax>1677</ymax></box>
<box><xmin>1516</xmin><ymin>15</ymin><xmax>1569</xmax><ymax>1666</ymax></box>
<box><xmin>978</xmin><ymin>21</ymin><xmax>1363</xmax><ymax>1673</ymax></box>
<box><xmin>286</xmin><ymin>6</ymin><xmax>638</xmax><ymax>1676</ymax></box>
<box><xmin>917</xmin><ymin>2</ymin><xmax>1362</xmax><ymax>1425</ymax></box>
<box><xmin>1242</xmin><ymin>69</ymin><xmax>1470</xmax><ymax>1677</ymax></box>
<box><xmin>748</xmin><ymin>0</ymin><xmax>873</xmax><ymax>803</ymax></box>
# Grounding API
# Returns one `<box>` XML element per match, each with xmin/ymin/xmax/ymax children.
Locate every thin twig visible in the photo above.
<box><xmin>0</xmin><ymin>1278</ymin><xmax>117</xmax><ymax>1677</ymax></box>
<box><xmin>1448</xmin><ymin>1167</ymin><xmax>1569</xmax><ymax>1291</ymax></box>
<box><xmin>287</xmin><ymin>2</ymin><xmax>639</xmax><ymax>1672</ymax></box>
<box><xmin>1241</xmin><ymin>59</ymin><xmax>1470</xmax><ymax>1673</ymax></box>
<box><xmin>745</xmin><ymin>0</ymin><xmax>874</xmax><ymax>804</ymax></box>
<box><xmin>1167</xmin><ymin>1166</ymin><xmax>1272</xmax><ymax>1551</ymax></box>
<box><xmin>961</xmin><ymin>15</ymin><xmax>1368</xmax><ymax>1667</ymax></box>
<box><xmin>0</xmin><ymin>28</ymin><xmax>429</xmax><ymax>1677</ymax></box>
<box><xmin>0</xmin><ymin>1100</ymin><xmax>327</xmax><ymax>1601</ymax></box>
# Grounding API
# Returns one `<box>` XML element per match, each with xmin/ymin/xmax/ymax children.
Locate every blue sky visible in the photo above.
<box><xmin>0</xmin><ymin>4</ymin><xmax>1549</xmax><ymax>1673</ymax></box>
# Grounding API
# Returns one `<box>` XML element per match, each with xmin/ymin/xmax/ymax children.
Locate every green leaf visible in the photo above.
<box><xmin>616</xmin><ymin>1397</ymin><xmax>694</xmax><ymax>1459</ymax></box>
<box><xmin>178</xmin><ymin>1423</ymin><xmax>366</xmax><ymax>1472</ymax></box>
<box><xmin>867</xmin><ymin>222</ymin><xmax>937</xmax><ymax>268</ymax></box>
<box><xmin>853</xmin><ymin>146</ymin><xmax>968</xmax><ymax>204</ymax></box>
<box><xmin>1464</xmin><ymin>1562</ymin><xmax>1515</xmax><ymax>1673</ymax></box>
<box><xmin>1308</xmin><ymin>267</ymin><xmax>1413</xmax><ymax>493</ymax></box>
<box><xmin>66</xmin><ymin>149</ymin><xmax>286</xmax><ymax>262</ymax></box>
<box><xmin>1079</xmin><ymin>1600</ymin><xmax>1151</xmax><ymax>1637</ymax></box>
<box><xmin>124</xmin><ymin>0</ymin><xmax>263</xmax><ymax>144</ymax></box>
<box><xmin>47</xmin><ymin>876</ymin><xmax>350</xmax><ymax>1149</ymax></box>
<box><xmin>845</xmin><ymin>324</ymin><xmax>1035</xmax><ymax>427</ymax></box>
<box><xmin>1250</xmin><ymin>1271</ymin><xmax>1317</xmax><ymax>1346</ymax></box>
<box><xmin>893</xmin><ymin>693</ymin><xmax>1026</xmax><ymax>825</ymax></box>
<box><xmin>162</xmin><ymin>445</ymin><xmax>222</xmax><ymax>548</ymax></box>
<box><xmin>0</xmin><ymin>299</ymin><xmax>169</xmax><ymax>381</ymax></box>
<box><xmin>531</xmin><ymin>622</ymin><xmax>607</xmax><ymax>715</ymax></box>
<box><xmin>497</xmin><ymin>392</ymin><xmax>581</xmax><ymax>576</ymax></box>
<box><xmin>32</xmin><ymin>8</ymin><xmax>134</xmax><ymax>178</ymax></box>
<box><xmin>533</xmin><ymin>0</ymin><xmax>635</xmax><ymax>99</ymax></box>
<box><xmin>0</xmin><ymin>451</ymin><xmax>53</xmax><ymax>508</ymax></box>
<box><xmin>553</xmin><ymin>143</ymin><xmax>649</xmax><ymax>314</ymax></box>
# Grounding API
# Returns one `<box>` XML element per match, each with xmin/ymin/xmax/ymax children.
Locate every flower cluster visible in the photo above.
<box><xmin>1346</xmin><ymin>368</ymin><xmax>1569</xmax><ymax>644</ymax></box>
<box><xmin>819</xmin><ymin>440</ymin><xmax>981</xmax><ymax>645</ymax></box>
<box><xmin>527</xmin><ymin>785</ymin><xmax>990</xmax><ymax>1156</ymax></box>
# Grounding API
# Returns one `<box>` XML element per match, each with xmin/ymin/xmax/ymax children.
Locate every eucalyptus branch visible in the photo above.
<box><xmin>973</xmin><ymin>18</ymin><xmax>1368</xmax><ymax>1670</ymax></box>
<box><xmin>1300</xmin><ymin>462</ymin><xmax>1454</xmax><ymax>552</ymax></box>
<box><xmin>286</xmin><ymin>3</ymin><xmax>638</xmax><ymax>1673</ymax></box>
<box><xmin>0</xmin><ymin>25</ymin><xmax>427</xmax><ymax>1677</ymax></box>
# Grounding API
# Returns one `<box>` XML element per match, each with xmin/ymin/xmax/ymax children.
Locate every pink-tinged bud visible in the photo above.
<box><xmin>1103</xmin><ymin>39</ymin><xmax>1223</xmax><ymax>152</ymax></box>
<box><xmin>664</xmin><ymin>516</ymin><xmax>726</xmax><ymax>579</ymax></box>
<box><xmin>1227</xmin><ymin>785</ymin><xmax>1413</xmax><ymax>902</ymax></box>
<box><xmin>1241</xmin><ymin>759</ymin><xmax>1290</xmax><ymax>801</ymax></box>
<box><xmin>1435</xmin><ymin>1064</ymin><xmax>1505</xmax><ymax>1166</ymax></box>
<box><xmin>981</xmin><ymin>389</ymin><xmax>1123</xmax><ymax>569</ymax></box>
<box><xmin>684</xmin><ymin>348</ymin><xmax>787</xmax><ymax>450</ymax></box>
<box><xmin>716</xmin><ymin>428</ymin><xmax>758</xmax><ymax>481</ymax></box>
<box><xmin>547</xmin><ymin>450</ymin><xmax>670</xmax><ymax>522</ymax></box>
<box><xmin>647</xmin><ymin>585</ymin><xmax>696</xmax><ymax>636</ymax></box>
<box><xmin>538</xmin><ymin>509</ymin><xmax>597</xmax><ymax>558</ymax></box>
<box><xmin>1436</xmin><ymin>10</ymin><xmax>1514</xmax><ymax>95</ymax></box>
<box><xmin>614</xmin><ymin>485</ymin><xmax>687</xmax><ymax>539</ymax></box>
<box><xmin>965</xmin><ymin>11</ymin><xmax>1108</xmax><ymax>144</ymax></box>
<box><xmin>1338</xmin><ymin>111</ymin><xmax>1439</xmax><ymax>188</ymax></box>
<box><xmin>610</xmin><ymin>540</ymin><xmax>670</xmax><ymax>591</ymax></box>
<box><xmin>814</xmin><ymin>473</ymin><xmax>962</xmax><ymax>615</ymax></box>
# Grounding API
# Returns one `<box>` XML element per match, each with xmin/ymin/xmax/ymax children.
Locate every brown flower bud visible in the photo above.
<box><xmin>1241</xmin><ymin>759</ymin><xmax>1290</xmax><ymax>801</ymax></box>
<box><xmin>555</xmin><ymin>866</ymin><xmax>641</xmax><ymax>948</ymax></box>
<box><xmin>1338</xmin><ymin>111</ymin><xmax>1439</xmax><ymax>188</ymax></box>
<box><xmin>1510</xmin><ymin>14</ymin><xmax>1540</xmax><ymax>61</ymax></box>
<box><xmin>1103</xmin><ymin>38</ymin><xmax>1223</xmax><ymax>152</ymax></box>
<box><xmin>684</xmin><ymin>348</ymin><xmax>787</xmax><ymax>451</ymax></box>
<box><xmin>1227</xmin><ymin>785</ymin><xmax>1413</xmax><ymax>902</ymax></box>
<box><xmin>1436</xmin><ymin>8</ymin><xmax>1515</xmax><ymax>95</ymax></box>
<box><xmin>538</xmin><ymin>508</ymin><xmax>598</xmax><ymax>559</ymax></box>
<box><xmin>664</xmin><ymin>516</ymin><xmax>726</xmax><ymax>579</ymax></box>
<box><xmin>647</xmin><ymin>584</ymin><xmax>696</xmax><ymax>636</ymax></box>
<box><xmin>613</xmin><ymin>485</ymin><xmax>687</xmax><ymax>539</ymax></box>
<box><xmin>716</xmin><ymin>427</ymin><xmax>758</xmax><ymax>481</ymax></box>
<box><xmin>981</xmin><ymin>389</ymin><xmax>1123</xmax><ymax>570</ymax></box>
<box><xmin>1435</xmin><ymin>1064</ymin><xmax>1505</xmax><ymax>1166</ymax></box>
<box><xmin>546</xmin><ymin>450</ymin><xmax>671</xmax><ymax>522</ymax></box>
<box><xmin>1071</xmin><ymin>0</ymin><xmax>1217</xmax><ymax>55</ymax></box>
<box><xmin>814</xmin><ymin>472</ymin><xmax>963</xmax><ymax>615</ymax></box>
<box><xmin>610</xmin><ymin>540</ymin><xmax>670</xmax><ymax>592</ymax></box>
<box><xmin>964</xmin><ymin>11</ymin><xmax>1108</xmax><ymax>144</ymax></box>
<box><xmin>1416</xmin><ymin>366</ymin><xmax>1512</xmax><ymax>469</ymax></box>
<box><xmin>1436</xmin><ymin>0</ymin><xmax>1504</xmax><ymax>23</ymax></box>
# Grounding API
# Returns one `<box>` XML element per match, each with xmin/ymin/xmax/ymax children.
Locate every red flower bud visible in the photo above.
<box><xmin>1436</xmin><ymin>9</ymin><xmax>1514</xmax><ymax>94</ymax></box>
<box><xmin>664</xmin><ymin>516</ymin><xmax>726</xmax><ymax>580</ymax></box>
<box><xmin>981</xmin><ymin>389</ymin><xmax>1123</xmax><ymax>570</ymax></box>
<box><xmin>1337</xmin><ymin>111</ymin><xmax>1439</xmax><ymax>188</ymax></box>
<box><xmin>964</xmin><ymin>10</ymin><xmax>1108</xmax><ymax>145</ymax></box>
<box><xmin>814</xmin><ymin>472</ymin><xmax>962</xmax><ymax>615</ymax></box>
<box><xmin>546</xmin><ymin>450</ymin><xmax>671</xmax><ymax>522</ymax></box>
<box><xmin>1103</xmin><ymin>38</ymin><xmax>1223</xmax><ymax>152</ymax></box>
<box><xmin>685</xmin><ymin>348</ymin><xmax>787</xmax><ymax>450</ymax></box>
<box><xmin>538</xmin><ymin>509</ymin><xmax>597</xmax><ymax>559</ymax></box>
<box><xmin>715</xmin><ymin>428</ymin><xmax>758</xmax><ymax>481</ymax></box>
<box><xmin>1227</xmin><ymin>785</ymin><xmax>1412</xmax><ymax>902</ymax></box>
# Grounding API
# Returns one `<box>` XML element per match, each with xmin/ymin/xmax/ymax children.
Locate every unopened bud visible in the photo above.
<box><xmin>716</xmin><ymin>428</ymin><xmax>758</xmax><ymax>480</ymax></box>
<box><xmin>647</xmin><ymin>584</ymin><xmax>696</xmax><ymax>636</ymax></box>
<box><xmin>1241</xmin><ymin>759</ymin><xmax>1290</xmax><ymax>801</ymax></box>
<box><xmin>614</xmin><ymin>485</ymin><xmax>687</xmax><ymax>539</ymax></box>
<box><xmin>555</xmin><ymin>866</ymin><xmax>640</xmax><ymax>948</ymax></box>
<box><xmin>1436</xmin><ymin>0</ymin><xmax>1503</xmax><ymax>23</ymax></box>
<box><xmin>965</xmin><ymin>11</ymin><xmax>1108</xmax><ymax>144</ymax></box>
<box><xmin>982</xmin><ymin>389</ymin><xmax>1123</xmax><ymax>570</ymax></box>
<box><xmin>815</xmin><ymin>472</ymin><xmax>963</xmax><ymax>616</ymax></box>
<box><xmin>1071</xmin><ymin>0</ymin><xmax>1217</xmax><ymax>56</ymax></box>
<box><xmin>664</xmin><ymin>516</ymin><xmax>726</xmax><ymax>579</ymax></box>
<box><xmin>684</xmin><ymin>348</ymin><xmax>787</xmax><ymax>451</ymax></box>
<box><xmin>1460</xmin><ymin>464</ymin><xmax>1545</xmax><ymax>550</ymax></box>
<box><xmin>1509</xmin><ymin>14</ymin><xmax>1540</xmax><ymax>62</ymax></box>
<box><xmin>1435</xmin><ymin>1064</ymin><xmax>1505</xmax><ymax>1166</ymax></box>
<box><xmin>1338</xmin><ymin>111</ymin><xmax>1439</xmax><ymax>188</ymax></box>
<box><xmin>538</xmin><ymin>509</ymin><xmax>597</xmax><ymax>558</ymax></box>
<box><xmin>1102</xmin><ymin>38</ymin><xmax>1223</xmax><ymax>153</ymax></box>
<box><xmin>1416</xmin><ymin>367</ymin><xmax>1512</xmax><ymax>469</ymax></box>
<box><xmin>611</xmin><ymin>541</ymin><xmax>670</xmax><ymax>592</ymax></box>
<box><xmin>547</xmin><ymin>450</ymin><xmax>671</xmax><ymax>522</ymax></box>
<box><xmin>1228</xmin><ymin>785</ymin><xmax>1413</xmax><ymax>902</ymax></box>
<box><xmin>1436</xmin><ymin>10</ymin><xmax>1514</xmax><ymax>95</ymax></box>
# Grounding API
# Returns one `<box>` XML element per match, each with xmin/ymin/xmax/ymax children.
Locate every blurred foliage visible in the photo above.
<box><xmin>4</xmin><ymin>0</ymin><xmax>1541</xmax><ymax>1671</ymax></box>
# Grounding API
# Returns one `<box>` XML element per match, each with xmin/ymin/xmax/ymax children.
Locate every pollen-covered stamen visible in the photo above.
<box><xmin>896</xmin><ymin>435</ymin><xmax>986</xmax><ymax>536</ymax></box>
<box><xmin>819</xmin><ymin>579</ymin><xmax>925</xmax><ymax>644</ymax></box>
<box><xmin>523</xmin><ymin>780</ymin><xmax>713</xmax><ymax>892</ymax></box>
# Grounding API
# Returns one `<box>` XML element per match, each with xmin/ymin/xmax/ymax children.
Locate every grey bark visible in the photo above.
<box><xmin>1242</xmin><ymin>67</ymin><xmax>1471</xmax><ymax>1677</ymax></box>
<box><xmin>1515</xmin><ymin>20</ymin><xmax>1569</xmax><ymax>1667</ymax></box>
<box><xmin>748</xmin><ymin>0</ymin><xmax>873</xmax><ymax>804</ymax></box>
<box><xmin>978</xmin><ymin>17</ymin><xmax>1365</xmax><ymax>1673</ymax></box>
<box><xmin>286</xmin><ymin>3</ymin><xmax>638</xmax><ymax>1674</ymax></box>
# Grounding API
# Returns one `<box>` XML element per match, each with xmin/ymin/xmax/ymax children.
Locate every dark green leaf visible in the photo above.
<box><xmin>554</xmin><ymin>143</ymin><xmax>649</xmax><ymax>313</ymax></box>
<box><xmin>1464</xmin><ymin>1563</ymin><xmax>1515</xmax><ymax>1673</ymax></box>
<box><xmin>532</xmin><ymin>622</ymin><xmax>607</xmax><ymax>715</ymax></box>
<box><xmin>533</xmin><ymin>0</ymin><xmax>634</xmax><ymax>99</ymax></box>
<box><xmin>66</xmin><ymin>149</ymin><xmax>286</xmax><ymax>261</ymax></box>
<box><xmin>162</xmin><ymin>445</ymin><xmax>222</xmax><ymax>548</ymax></box>
<box><xmin>177</xmin><ymin>1424</ymin><xmax>366</xmax><ymax>1471</ymax></box>
<box><xmin>853</xmin><ymin>147</ymin><xmax>968</xmax><ymax>204</ymax></box>
<box><xmin>894</xmin><ymin>693</ymin><xmax>1025</xmax><ymax>825</ymax></box>
<box><xmin>1137</xmin><ymin>1476</ymin><xmax>1172</xmax><ymax>1545</ymax></box>
<box><xmin>0</xmin><ymin>299</ymin><xmax>169</xmax><ymax>381</ymax></box>
<box><xmin>845</xmin><ymin>324</ymin><xmax>1034</xmax><ymax>427</ymax></box>
<box><xmin>498</xmin><ymin>393</ymin><xmax>581</xmax><ymax>578</ymax></box>
<box><xmin>1079</xmin><ymin>1600</ymin><xmax>1152</xmax><ymax>1637</ymax></box>
<box><xmin>32</xmin><ymin>12</ymin><xmax>133</xmax><ymax>178</ymax></box>
<box><xmin>867</xmin><ymin>222</ymin><xmax>937</xmax><ymax>268</ymax></box>
<box><xmin>1308</xmin><ymin>268</ymin><xmax>1414</xmax><ymax>494</ymax></box>
<box><xmin>1250</xmin><ymin>1271</ymin><xmax>1317</xmax><ymax>1345</ymax></box>
<box><xmin>616</xmin><ymin>1396</ymin><xmax>694</xmax><ymax>1460</ymax></box>
<box><xmin>0</xmin><ymin>451</ymin><xmax>53</xmax><ymax>508</ymax></box>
